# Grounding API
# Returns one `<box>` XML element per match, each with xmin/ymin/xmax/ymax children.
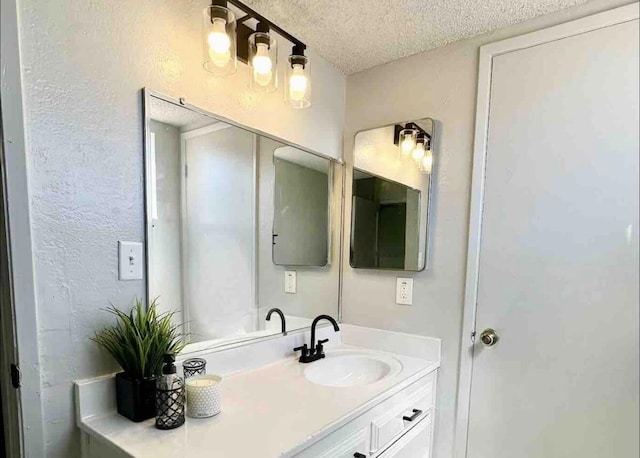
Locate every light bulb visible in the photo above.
<box><xmin>209</xmin><ymin>47</ymin><xmax>230</xmax><ymax>68</ymax></box>
<box><xmin>289</xmin><ymin>64</ymin><xmax>308</xmax><ymax>100</ymax></box>
<box><xmin>207</xmin><ymin>18</ymin><xmax>231</xmax><ymax>68</ymax></box>
<box><xmin>252</xmin><ymin>42</ymin><xmax>273</xmax><ymax>75</ymax></box>
<box><xmin>412</xmin><ymin>142</ymin><xmax>426</xmax><ymax>161</ymax></box>
<box><xmin>253</xmin><ymin>68</ymin><xmax>273</xmax><ymax>87</ymax></box>
<box><xmin>421</xmin><ymin>151</ymin><xmax>433</xmax><ymax>174</ymax></box>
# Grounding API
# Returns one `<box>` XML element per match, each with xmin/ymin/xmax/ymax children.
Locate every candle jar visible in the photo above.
<box><xmin>183</xmin><ymin>358</ymin><xmax>207</xmax><ymax>379</ymax></box>
<box><xmin>186</xmin><ymin>375</ymin><xmax>222</xmax><ymax>418</ymax></box>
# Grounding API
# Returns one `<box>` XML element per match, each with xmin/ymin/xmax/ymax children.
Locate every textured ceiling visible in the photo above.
<box><xmin>242</xmin><ymin>0</ymin><xmax>589</xmax><ymax>74</ymax></box>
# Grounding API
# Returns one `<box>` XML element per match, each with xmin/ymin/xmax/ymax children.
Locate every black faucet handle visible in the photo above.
<box><xmin>315</xmin><ymin>338</ymin><xmax>329</xmax><ymax>355</ymax></box>
<box><xmin>293</xmin><ymin>344</ymin><xmax>308</xmax><ymax>356</ymax></box>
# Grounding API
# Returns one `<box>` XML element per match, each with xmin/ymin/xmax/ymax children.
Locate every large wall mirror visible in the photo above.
<box><xmin>350</xmin><ymin>119</ymin><xmax>435</xmax><ymax>271</ymax></box>
<box><xmin>144</xmin><ymin>90</ymin><xmax>343</xmax><ymax>353</ymax></box>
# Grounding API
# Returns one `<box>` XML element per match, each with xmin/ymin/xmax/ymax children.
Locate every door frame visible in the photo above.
<box><xmin>1</xmin><ymin>112</ymin><xmax>23</xmax><ymax>458</ymax></box>
<box><xmin>0</xmin><ymin>0</ymin><xmax>46</xmax><ymax>456</ymax></box>
<box><xmin>453</xmin><ymin>4</ymin><xmax>640</xmax><ymax>457</ymax></box>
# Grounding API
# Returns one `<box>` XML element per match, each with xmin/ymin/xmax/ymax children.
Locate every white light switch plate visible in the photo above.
<box><xmin>285</xmin><ymin>271</ymin><xmax>297</xmax><ymax>294</ymax></box>
<box><xmin>396</xmin><ymin>278</ymin><xmax>413</xmax><ymax>305</ymax></box>
<box><xmin>118</xmin><ymin>241</ymin><xmax>143</xmax><ymax>281</ymax></box>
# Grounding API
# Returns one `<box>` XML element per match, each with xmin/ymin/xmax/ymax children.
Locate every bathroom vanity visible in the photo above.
<box><xmin>76</xmin><ymin>325</ymin><xmax>440</xmax><ymax>457</ymax></box>
<box><xmin>73</xmin><ymin>90</ymin><xmax>440</xmax><ymax>457</ymax></box>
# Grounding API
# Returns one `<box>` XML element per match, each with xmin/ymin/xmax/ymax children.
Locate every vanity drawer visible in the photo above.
<box><xmin>317</xmin><ymin>427</ymin><xmax>369</xmax><ymax>458</ymax></box>
<box><xmin>377</xmin><ymin>412</ymin><xmax>432</xmax><ymax>458</ymax></box>
<box><xmin>370</xmin><ymin>387</ymin><xmax>433</xmax><ymax>453</ymax></box>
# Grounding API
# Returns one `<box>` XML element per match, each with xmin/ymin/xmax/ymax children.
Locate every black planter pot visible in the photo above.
<box><xmin>115</xmin><ymin>372</ymin><xmax>157</xmax><ymax>422</ymax></box>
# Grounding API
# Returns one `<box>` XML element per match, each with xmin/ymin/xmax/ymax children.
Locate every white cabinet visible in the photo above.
<box><xmin>294</xmin><ymin>370</ymin><xmax>437</xmax><ymax>458</ymax></box>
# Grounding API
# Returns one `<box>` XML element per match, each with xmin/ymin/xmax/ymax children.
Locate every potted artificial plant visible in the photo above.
<box><xmin>92</xmin><ymin>299</ymin><xmax>187</xmax><ymax>422</ymax></box>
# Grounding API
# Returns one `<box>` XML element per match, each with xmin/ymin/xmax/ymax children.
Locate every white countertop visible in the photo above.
<box><xmin>78</xmin><ymin>344</ymin><xmax>439</xmax><ymax>458</ymax></box>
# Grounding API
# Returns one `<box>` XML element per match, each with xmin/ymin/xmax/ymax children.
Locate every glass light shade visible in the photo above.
<box><xmin>202</xmin><ymin>6</ymin><xmax>237</xmax><ymax>76</ymax></box>
<box><xmin>420</xmin><ymin>150</ymin><xmax>433</xmax><ymax>174</ymax></box>
<box><xmin>249</xmin><ymin>32</ymin><xmax>278</xmax><ymax>93</ymax></box>
<box><xmin>399</xmin><ymin>129</ymin><xmax>417</xmax><ymax>157</ymax></box>
<box><xmin>412</xmin><ymin>140</ymin><xmax>426</xmax><ymax>162</ymax></box>
<box><xmin>286</xmin><ymin>55</ymin><xmax>311</xmax><ymax>108</ymax></box>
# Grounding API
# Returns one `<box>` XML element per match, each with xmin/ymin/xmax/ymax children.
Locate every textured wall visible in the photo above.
<box><xmin>16</xmin><ymin>0</ymin><xmax>344</xmax><ymax>455</ymax></box>
<box><xmin>342</xmin><ymin>1</ymin><xmax>632</xmax><ymax>457</ymax></box>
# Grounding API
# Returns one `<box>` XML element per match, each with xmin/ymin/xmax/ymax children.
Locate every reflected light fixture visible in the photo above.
<box><xmin>202</xmin><ymin>0</ymin><xmax>311</xmax><ymax>108</ymax></box>
<box><xmin>394</xmin><ymin>123</ymin><xmax>434</xmax><ymax>173</ymax></box>
<box><xmin>399</xmin><ymin>128</ymin><xmax>418</xmax><ymax>157</ymax></box>
<box><xmin>412</xmin><ymin>134</ymin><xmax>426</xmax><ymax>162</ymax></box>
<box><xmin>420</xmin><ymin>140</ymin><xmax>433</xmax><ymax>174</ymax></box>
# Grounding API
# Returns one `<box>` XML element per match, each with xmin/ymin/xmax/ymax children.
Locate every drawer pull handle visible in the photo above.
<box><xmin>354</xmin><ymin>454</ymin><xmax>366</xmax><ymax>458</ymax></box>
<box><xmin>403</xmin><ymin>408</ymin><xmax>423</xmax><ymax>422</ymax></box>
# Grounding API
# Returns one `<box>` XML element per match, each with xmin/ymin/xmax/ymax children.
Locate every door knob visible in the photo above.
<box><xmin>480</xmin><ymin>328</ymin><xmax>499</xmax><ymax>347</ymax></box>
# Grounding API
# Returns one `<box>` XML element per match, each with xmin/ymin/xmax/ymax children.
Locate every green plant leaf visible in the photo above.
<box><xmin>91</xmin><ymin>298</ymin><xmax>188</xmax><ymax>379</ymax></box>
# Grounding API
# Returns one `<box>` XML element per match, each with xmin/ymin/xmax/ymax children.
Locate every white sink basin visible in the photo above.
<box><xmin>304</xmin><ymin>350</ymin><xmax>403</xmax><ymax>387</ymax></box>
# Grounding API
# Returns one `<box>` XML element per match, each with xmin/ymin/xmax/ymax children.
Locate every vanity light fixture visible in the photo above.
<box><xmin>249</xmin><ymin>22</ymin><xmax>278</xmax><ymax>92</ymax></box>
<box><xmin>287</xmin><ymin>44</ymin><xmax>311</xmax><ymax>108</ymax></box>
<box><xmin>202</xmin><ymin>0</ymin><xmax>312</xmax><ymax>108</ymax></box>
<box><xmin>202</xmin><ymin>0</ymin><xmax>238</xmax><ymax>75</ymax></box>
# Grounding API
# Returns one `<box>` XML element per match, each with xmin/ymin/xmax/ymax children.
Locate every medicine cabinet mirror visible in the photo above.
<box><xmin>273</xmin><ymin>146</ymin><xmax>331</xmax><ymax>266</ymax></box>
<box><xmin>350</xmin><ymin>118</ymin><xmax>435</xmax><ymax>271</ymax></box>
<box><xmin>143</xmin><ymin>90</ymin><xmax>343</xmax><ymax>353</ymax></box>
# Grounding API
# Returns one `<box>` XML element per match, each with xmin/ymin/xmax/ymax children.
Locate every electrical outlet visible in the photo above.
<box><xmin>285</xmin><ymin>271</ymin><xmax>297</xmax><ymax>294</ymax></box>
<box><xmin>396</xmin><ymin>277</ymin><xmax>413</xmax><ymax>305</ymax></box>
<box><xmin>118</xmin><ymin>241</ymin><xmax>143</xmax><ymax>280</ymax></box>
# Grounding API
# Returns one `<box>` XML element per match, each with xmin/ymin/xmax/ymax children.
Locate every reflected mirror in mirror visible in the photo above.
<box><xmin>350</xmin><ymin>118</ymin><xmax>435</xmax><ymax>271</ymax></box>
<box><xmin>273</xmin><ymin>147</ymin><xmax>330</xmax><ymax>266</ymax></box>
<box><xmin>145</xmin><ymin>91</ymin><xmax>343</xmax><ymax>352</ymax></box>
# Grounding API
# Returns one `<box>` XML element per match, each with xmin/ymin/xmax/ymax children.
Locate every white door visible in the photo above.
<box><xmin>464</xmin><ymin>9</ymin><xmax>639</xmax><ymax>458</ymax></box>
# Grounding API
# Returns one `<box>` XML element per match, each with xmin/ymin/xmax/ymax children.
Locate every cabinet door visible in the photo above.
<box><xmin>378</xmin><ymin>414</ymin><xmax>431</xmax><ymax>458</ymax></box>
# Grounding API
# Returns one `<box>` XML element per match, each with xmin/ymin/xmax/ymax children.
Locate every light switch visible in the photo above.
<box><xmin>285</xmin><ymin>271</ymin><xmax>297</xmax><ymax>294</ymax></box>
<box><xmin>396</xmin><ymin>278</ymin><xmax>413</xmax><ymax>305</ymax></box>
<box><xmin>118</xmin><ymin>241</ymin><xmax>143</xmax><ymax>281</ymax></box>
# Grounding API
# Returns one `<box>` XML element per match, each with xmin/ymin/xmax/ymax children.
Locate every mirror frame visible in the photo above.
<box><xmin>350</xmin><ymin>118</ymin><xmax>436</xmax><ymax>272</ymax></box>
<box><xmin>142</xmin><ymin>88</ymin><xmax>346</xmax><ymax>355</ymax></box>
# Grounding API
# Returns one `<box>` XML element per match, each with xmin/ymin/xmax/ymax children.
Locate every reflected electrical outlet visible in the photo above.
<box><xmin>285</xmin><ymin>271</ymin><xmax>297</xmax><ymax>294</ymax></box>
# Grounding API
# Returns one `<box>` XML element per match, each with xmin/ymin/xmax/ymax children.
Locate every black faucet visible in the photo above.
<box><xmin>266</xmin><ymin>308</ymin><xmax>287</xmax><ymax>335</ymax></box>
<box><xmin>293</xmin><ymin>314</ymin><xmax>340</xmax><ymax>363</ymax></box>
